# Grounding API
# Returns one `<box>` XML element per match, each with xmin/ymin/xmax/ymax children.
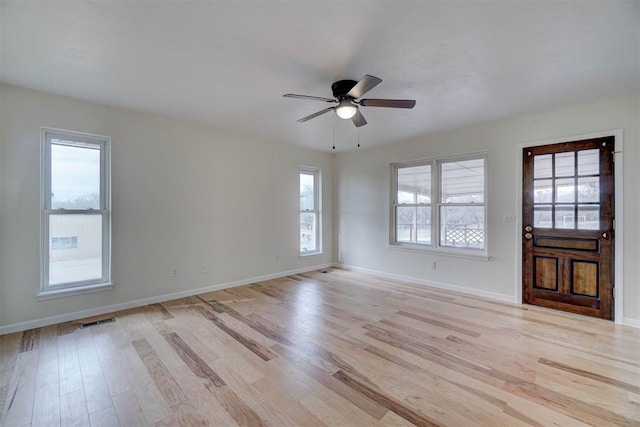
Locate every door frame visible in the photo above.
<box><xmin>516</xmin><ymin>129</ymin><xmax>624</xmax><ymax>324</ymax></box>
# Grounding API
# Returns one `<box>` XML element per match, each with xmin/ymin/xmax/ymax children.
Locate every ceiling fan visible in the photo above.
<box><xmin>283</xmin><ymin>75</ymin><xmax>416</xmax><ymax>127</ymax></box>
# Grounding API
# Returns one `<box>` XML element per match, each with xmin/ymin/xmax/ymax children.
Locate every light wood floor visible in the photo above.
<box><xmin>1</xmin><ymin>268</ymin><xmax>639</xmax><ymax>426</ymax></box>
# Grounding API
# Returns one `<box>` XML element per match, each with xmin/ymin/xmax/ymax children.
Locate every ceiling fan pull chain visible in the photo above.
<box><xmin>332</xmin><ymin>116</ymin><xmax>336</xmax><ymax>150</ymax></box>
<box><xmin>357</xmin><ymin>127</ymin><xmax>360</xmax><ymax>148</ymax></box>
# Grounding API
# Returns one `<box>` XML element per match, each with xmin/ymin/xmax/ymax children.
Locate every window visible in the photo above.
<box><xmin>300</xmin><ymin>167</ymin><xmax>321</xmax><ymax>255</ymax></box>
<box><xmin>391</xmin><ymin>154</ymin><xmax>486</xmax><ymax>255</ymax></box>
<box><xmin>41</xmin><ymin>128</ymin><xmax>111</xmax><ymax>294</ymax></box>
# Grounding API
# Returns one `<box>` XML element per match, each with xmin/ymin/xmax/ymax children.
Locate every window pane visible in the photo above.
<box><xmin>396</xmin><ymin>206</ymin><xmax>430</xmax><ymax>244</ymax></box>
<box><xmin>51</xmin><ymin>142</ymin><xmax>100</xmax><ymax>209</ymax></box>
<box><xmin>555</xmin><ymin>205</ymin><xmax>575</xmax><ymax>229</ymax></box>
<box><xmin>441</xmin><ymin>159</ymin><xmax>484</xmax><ymax>203</ymax></box>
<box><xmin>300</xmin><ymin>212</ymin><xmax>317</xmax><ymax>252</ymax></box>
<box><xmin>577</xmin><ymin>177</ymin><xmax>599</xmax><ymax>203</ymax></box>
<box><xmin>534</xmin><ymin>154</ymin><xmax>552</xmax><ymax>179</ymax></box>
<box><xmin>578</xmin><ymin>149</ymin><xmax>599</xmax><ymax>176</ymax></box>
<box><xmin>578</xmin><ymin>205</ymin><xmax>600</xmax><ymax>230</ymax></box>
<box><xmin>555</xmin><ymin>178</ymin><xmax>575</xmax><ymax>203</ymax></box>
<box><xmin>49</xmin><ymin>214</ymin><xmax>102</xmax><ymax>285</ymax></box>
<box><xmin>534</xmin><ymin>205</ymin><xmax>552</xmax><ymax>228</ymax></box>
<box><xmin>534</xmin><ymin>179</ymin><xmax>552</xmax><ymax>203</ymax></box>
<box><xmin>300</xmin><ymin>173</ymin><xmax>314</xmax><ymax>210</ymax></box>
<box><xmin>397</xmin><ymin>165</ymin><xmax>431</xmax><ymax>204</ymax></box>
<box><xmin>440</xmin><ymin>206</ymin><xmax>484</xmax><ymax>249</ymax></box>
<box><xmin>555</xmin><ymin>152</ymin><xmax>574</xmax><ymax>177</ymax></box>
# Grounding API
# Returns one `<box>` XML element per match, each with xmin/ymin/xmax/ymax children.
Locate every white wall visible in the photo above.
<box><xmin>335</xmin><ymin>96</ymin><xmax>640</xmax><ymax>326</ymax></box>
<box><xmin>0</xmin><ymin>84</ymin><xmax>333</xmax><ymax>331</ymax></box>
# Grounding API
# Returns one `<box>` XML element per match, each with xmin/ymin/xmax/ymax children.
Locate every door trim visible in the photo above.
<box><xmin>516</xmin><ymin>129</ymin><xmax>624</xmax><ymax>324</ymax></box>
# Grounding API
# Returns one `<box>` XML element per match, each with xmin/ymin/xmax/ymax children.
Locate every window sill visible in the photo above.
<box><xmin>300</xmin><ymin>251</ymin><xmax>323</xmax><ymax>258</ymax></box>
<box><xmin>387</xmin><ymin>244</ymin><xmax>490</xmax><ymax>261</ymax></box>
<box><xmin>36</xmin><ymin>282</ymin><xmax>114</xmax><ymax>301</ymax></box>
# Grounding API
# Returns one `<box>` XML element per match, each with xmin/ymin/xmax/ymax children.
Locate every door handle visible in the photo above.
<box><xmin>524</xmin><ymin>232</ymin><xmax>533</xmax><ymax>240</ymax></box>
<box><xmin>524</xmin><ymin>225</ymin><xmax>532</xmax><ymax>232</ymax></box>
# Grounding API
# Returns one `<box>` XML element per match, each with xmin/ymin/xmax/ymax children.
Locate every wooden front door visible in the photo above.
<box><xmin>522</xmin><ymin>137</ymin><xmax>615</xmax><ymax>319</ymax></box>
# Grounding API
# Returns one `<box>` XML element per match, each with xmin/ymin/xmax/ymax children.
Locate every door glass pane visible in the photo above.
<box><xmin>534</xmin><ymin>180</ymin><xmax>552</xmax><ymax>203</ymax></box>
<box><xmin>439</xmin><ymin>206</ymin><xmax>484</xmax><ymax>249</ymax></box>
<box><xmin>49</xmin><ymin>214</ymin><xmax>102</xmax><ymax>285</ymax></box>
<box><xmin>578</xmin><ymin>149</ymin><xmax>599</xmax><ymax>176</ymax></box>
<box><xmin>578</xmin><ymin>205</ymin><xmax>600</xmax><ymax>230</ymax></box>
<box><xmin>398</xmin><ymin>165</ymin><xmax>431</xmax><ymax>204</ymax></box>
<box><xmin>555</xmin><ymin>205</ymin><xmax>575</xmax><ymax>229</ymax></box>
<box><xmin>555</xmin><ymin>152</ymin><xmax>574</xmax><ymax>177</ymax></box>
<box><xmin>300</xmin><ymin>212</ymin><xmax>317</xmax><ymax>252</ymax></box>
<box><xmin>300</xmin><ymin>173</ymin><xmax>315</xmax><ymax>210</ymax></box>
<box><xmin>534</xmin><ymin>154</ymin><xmax>552</xmax><ymax>179</ymax></box>
<box><xmin>577</xmin><ymin>177</ymin><xmax>599</xmax><ymax>202</ymax></box>
<box><xmin>441</xmin><ymin>159</ymin><xmax>484</xmax><ymax>203</ymax></box>
<box><xmin>555</xmin><ymin>178</ymin><xmax>575</xmax><ymax>203</ymax></box>
<box><xmin>533</xmin><ymin>205</ymin><xmax>552</xmax><ymax>228</ymax></box>
<box><xmin>51</xmin><ymin>142</ymin><xmax>100</xmax><ymax>209</ymax></box>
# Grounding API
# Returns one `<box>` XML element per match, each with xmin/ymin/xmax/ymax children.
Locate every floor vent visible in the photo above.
<box><xmin>80</xmin><ymin>317</ymin><xmax>115</xmax><ymax>329</ymax></box>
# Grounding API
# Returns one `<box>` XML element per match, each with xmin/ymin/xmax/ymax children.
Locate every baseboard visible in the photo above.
<box><xmin>623</xmin><ymin>317</ymin><xmax>640</xmax><ymax>328</ymax></box>
<box><xmin>334</xmin><ymin>263</ymin><xmax>518</xmax><ymax>304</ymax></box>
<box><xmin>0</xmin><ymin>264</ymin><xmax>333</xmax><ymax>335</ymax></box>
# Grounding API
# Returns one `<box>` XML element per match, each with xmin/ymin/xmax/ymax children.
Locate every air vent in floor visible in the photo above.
<box><xmin>80</xmin><ymin>317</ymin><xmax>115</xmax><ymax>328</ymax></box>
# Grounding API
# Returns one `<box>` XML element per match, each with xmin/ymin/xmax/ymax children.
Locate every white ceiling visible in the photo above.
<box><xmin>1</xmin><ymin>1</ymin><xmax>639</xmax><ymax>152</ymax></box>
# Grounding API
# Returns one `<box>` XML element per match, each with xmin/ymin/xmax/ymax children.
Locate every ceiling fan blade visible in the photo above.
<box><xmin>347</xmin><ymin>75</ymin><xmax>382</xmax><ymax>99</ymax></box>
<box><xmin>359</xmin><ymin>98</ymin><xmax>416</xmax><ymax>108</ymax></box>
<box><xmin>296</xmin><ymin>107</ymin><xmax>335</xmax><ymax>123</ymax></box>
<box><xmin>351</xmin><ymin>109</ymin><xmax>367</xmax><ymax>127</ymax></box>
<box><xmin>283</xmin><ymin>94</ymin><xmax>336</xmax><ymax>103</ymax></box>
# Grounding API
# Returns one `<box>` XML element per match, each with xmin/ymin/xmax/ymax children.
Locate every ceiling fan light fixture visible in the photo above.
<box><xmin>335</xmin><ymin>100</ymin><xmax>357</xmax><ymax>119</ymax></box>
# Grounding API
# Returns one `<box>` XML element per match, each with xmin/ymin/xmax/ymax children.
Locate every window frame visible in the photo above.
<box><xmin>40</xmin><ymin>128</ymin><xmax>112</xmax><ymax>297</ymax></box>
<box><xmin>299</xmin><ymin>166</ymin><xmax>322</xmax><ymax>256</ymax></box>
<box><xmin>390</xmin><ymin>153</ymin><xmax>488</xmax><ymax>258</ymax></box>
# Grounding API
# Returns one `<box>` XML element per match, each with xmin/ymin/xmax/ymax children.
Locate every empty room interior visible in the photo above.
<box><xmin>1</xmin><ymin>1</ymin><xmax>639</xmax><ymax>426</ymax></box>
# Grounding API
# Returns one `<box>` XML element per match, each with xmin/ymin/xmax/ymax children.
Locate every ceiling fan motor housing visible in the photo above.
<box><xmin>332</xmin><ymin>80</ymin><xmax>358</xmax><ymax>99</ymax></box>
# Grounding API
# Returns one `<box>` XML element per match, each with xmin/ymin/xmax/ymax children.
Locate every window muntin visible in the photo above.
<box><xmin>532</xmin><ymin>149</ymin><xmax>600</xmax><ymax>230</ymax></box>
<box><xmin>42</xmin><ymin>129</ymin><xmax>110</xmax><ymax>292</ymax></box>
<box><xmin>300</xmin><ymin>167</ymin><xmax>321</xmax><ymax>255</ymax></box>
<box><xmin>392</xmin><ymin>154</ymin><xmax>487</xmax><ymax>254</ymax></box>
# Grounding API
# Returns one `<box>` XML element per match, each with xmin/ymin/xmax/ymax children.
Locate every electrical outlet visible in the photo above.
<box><xmin>170</xmin><ymin>268</ymin><xmax>178</xmax><ymax>278</ymax></box>
<box><xmin>429</xmin><ymin>260</ymin><xmax>437</xmax><ymax>270</ymax></box>
<box><xmin>201</xmin><ymin>264</ymin><xmax>209</xmax><ymax>273</ymax></box>
<box><xmin>275</xmin><ymin>255</ymin><xmax>280</xmax><ymax>262</ymax></box>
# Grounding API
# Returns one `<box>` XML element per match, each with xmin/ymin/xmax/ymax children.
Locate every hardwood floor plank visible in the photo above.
<box><xmin>31</xmin><ymin>369</ymin><xmax>60</xmax><ymax>427</ymax></box>
<box><xmin>112</xmin><ymin>389</ymin><xmax>148</xmax><ymax>427</ymax></box>
<box><xmin>332</xmin><ymin>370</ymin><xmax>442</xmax><ymax>426</ymax></box>
<box><xmin>538</xmin><ymin>357</ymin><xmax>640</xmax><ymax>394</ymax></box>
<box><xmin>89</xmin><ymin>406</ymin><xmax>120</xmax><ymax>427</ymax></box>
<box><xmin>1</xmin><ymin>350</ymin><xmax>38</xmax><ymax>427</ymax></box>
<box><xmin>162</xmin><ymin>332</ymin><xmax>225</xmax><ymax>390</ymax></box>
<box><xmin>194</xmin><ymin>305</ymin><xmax>277</xmax><ymax>361</ymax></box>
<box><xmin>271</xmin><ymin>343</ymin><xmax>389</xmax><ymax>420</ymax></box>
<box><xmin>60</xmin><ymin>389</ymin><xmax>89</xmax><ymax>427</ymax></box>
<box><xmin>131</xmin><ymin>338</ymin><xmax>187</xmax><ymax>407</ymax></box>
